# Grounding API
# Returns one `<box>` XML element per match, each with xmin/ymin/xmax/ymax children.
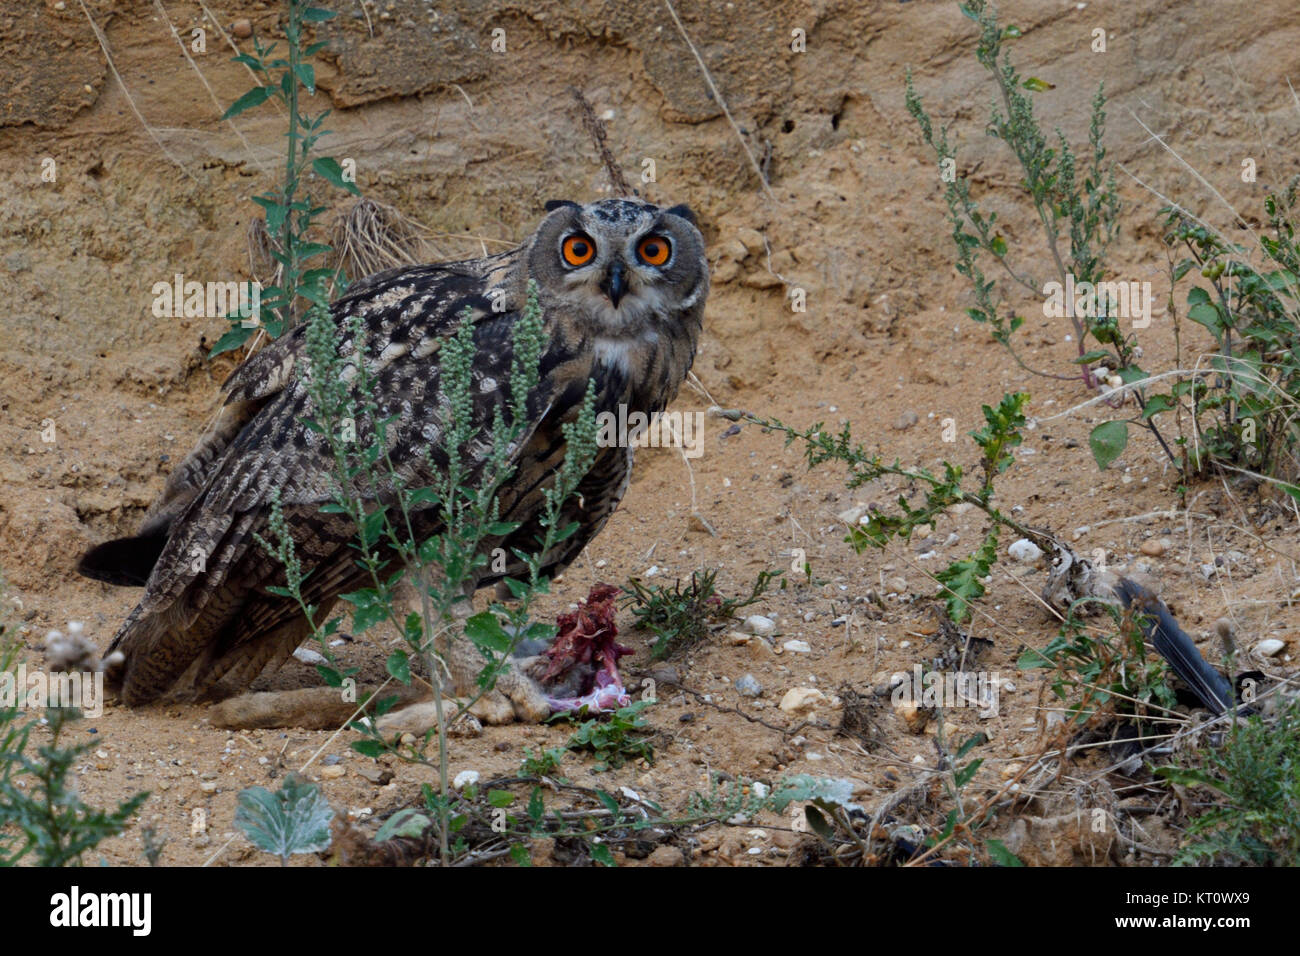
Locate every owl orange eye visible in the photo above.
<box><xmin>637</xmin><ymin>235</ymin><xmax>672</xmax><ymax>266</ymax></box>
<box><xmin>561</xmin><ymin>233</ymin><xmax>596</xmax><ymax>267</ymax></box>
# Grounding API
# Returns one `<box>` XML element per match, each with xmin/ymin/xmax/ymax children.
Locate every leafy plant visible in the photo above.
<box><xmin>214</xmin><ymin>1</ymin><xmax>358</xmax><ymax>355</ymax></box>
<box><xmin>623</xmin><ymin>567</ymin><xmax>782</xmax><ymax>659</ymax></box>
<box><xmin>1159</xmin><ymin>700</ymin><xmax>1300</xmax><ymax>866</ymax></box>
<box><xmin>0</xmin><ymin>703</ymin><xmax>148</xmax><ymax>867</ymax></box>
<box><xmin>1017</xmin><ymin>599</ymin><xmax>1175</xmax><ymax>728</ymax></box>
<box><xmin>926</xmin><ymin>729</ymin><xmax>1023</xmax><ymax>867</ymax></box>
<box><xmin>519</xmin><ymin>745</ymin><xmax>567</xmax><ymax>778</ymax></box>
<box><xmin>905</xmin><ymin>1</ymin><xmax>1120</xmax><ymax>378</ymax></box>
<box><xmin>556</xmin><ymin>700</ymin><xmax>657</xmax><ymax>772</ymax></box>
<box><xmin>905</xmin><ymin>1</ymin><xmax>1181</xmax><ymax>472</ymax></box>
<box><xmin>356</xmin><ymin>769</ymin><xmax>864</xmax><ymax>867</ymax></box>
<box><xmin>234</xmin><ymin>773</ymin><xmax>334</xmax><ymax>865</ymax></box>
<box><xmin>734</xmin><ymin>391</ymin><xmax>1036</xmax><ymax>625</ymax></box>
<box><xmin>258</xmin><ymin>281</ymin><xmax>599</xmax><ymax>865</ymax></box>
<box><xmin>1147</xmin><ymin>185</ymin><xmax>1300</xmax><ymax>486</ymax></box>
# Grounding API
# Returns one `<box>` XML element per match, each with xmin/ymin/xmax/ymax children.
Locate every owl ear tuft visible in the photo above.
<box><xmin>545</xmin><ymin>199</ymin><xmax>581</xmax><ymax>213</ymax></box>
<box><xmin>664</xmin><ymin>203</ymin><xmax>698</xmax><ymax>226</ymax></box>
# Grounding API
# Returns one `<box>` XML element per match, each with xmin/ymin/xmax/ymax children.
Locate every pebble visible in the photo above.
<box><xmin>232</xmin><ymin>17</ymin><xmax>253</xmax><ymax>38</ymax></box>
<box><xmin>885</xmin><ymin>576</ymin><xmax>908</xmax><ymax>595</ymax></box>
<box><xmin>1008</xmin><ymin>538</ymin><xmax>1043</xmax><ymax>563</ymax></box>
<box><xmin>1256</xmin><ymin>638</ymin><xmax>1285</xmax><ymax>658</ymax></box>
<box><xmin>293</xmin><ymin>647</ymin><xmax>328</xmax><ymax>665</ymax></box>
<box><xmin>892</xmin><ymin>410</ymin><xmax>919</xmax><ymax>431</ymax></box>
<box><xmin>742</xmin><ymin>615</ymin><xmax>776</xmax><ymax>638</ymax></box>
<box><xmin>782</xmin><ymin>639</ymin><xmax>811</xmax><ymax>654</ymax></box>
<box><xmin>779</xmin><ymin>687</ymin><xmax>826</xmax><ymax>715</ymax></box>
<box><xmin>646</xmin><ymin>663</ymin><xmax>680</xmax><ymax>685</ymax></box>
<box><xmin>1139</xmin><ymin>538</ymin><xmax>1169</xmax><ymax>557</ymax></box>
<box><xmin>648</xmin><ymin>845</ymin><xmax>680</xmax><ymax>866</ymax></box>
<box><xmin>453</xmin><ymin>770</ymin><xmax>480</xmax><ymax>789</ymax></box>
<box><xmin>319</xmin><ymin>765</ymin><xmax>345</xmax><ymax>780</ymax></box>
<box><xmin>735</xmin><ymin>674</ymin><xmax>763</xmax><ymax>698</ymax></box>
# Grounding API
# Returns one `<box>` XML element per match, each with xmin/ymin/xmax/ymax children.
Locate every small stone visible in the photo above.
<box><xmin>1140</xmin><ymin>538</ymin><xmax>1169</xmax><ymax>557</ymax></box>
<box><xmin>735</xmin><ymin>674</ymin><xmax>763</xmax><ymax>698</ymax></box>
<box><xmin>319</xmin><ymin>765</ymin><xmax>345</xmax><ymax>780</ymax></box>
<box><xmin>1008</xmin><ymin>538</ymin><xmax>1043</xmax><ymax>563</ymax></box>
<box><xmin>885</xmin><ymin>576</ymin><xmax>908</xmax><ymax>595</ymax></box>
<box><xmin>647</xmin><ymin>845</ymin><xmax>681</xmax><ymax>866</ymax></box>
<box><xmin>742</xmin><ymin>615</ymin><xmax>776</xmax><ymax>638</ymax></box>
<box><xmin>779</xmin><ymin>687</ymin><xmax>826</xmax><ymax>715</ymax></box>
<box><xmin>453</xmin><ymin>770</ymin><xmax>480</xmax><ymax>789</ymax></box>
<box><xmin>321</xmin><ymin>754</ymin><xmax>342</xmax><ymax>766</ymax></box>
<box><xmin>892</xmin><ymin>410</ymin><xmax>919</xmax><ymax>431</ymax></box>
<box><xmin>232</xmin><ymin>18</ymin><xmax>253</xmax><ymax>38</ymax></box>
<box><xmin>199</xmin><ymin>780</ymin><xmax>218</xmax><ymax>792</ymax></box>
<box><xmin>1256</xmin><ymin>638</ymin><xmax>1286</xmax><ymax>658</ymax></box>
<box><xmin>782</xmin><ymin>639</ymin><xmax>811</xmax><ymax>654</ymax></box>
<box><xmin>646</xmin><ymin>663</ymin><xmax>680</xmax><ymax>685</ymax></box>
<box><xmin>293</xmin><ymin>647</ymin><xmax>328</xmax><ymax>665</ymax></box>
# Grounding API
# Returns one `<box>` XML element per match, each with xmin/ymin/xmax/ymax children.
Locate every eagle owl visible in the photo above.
<box><xmin>78</xmin><ymin>198</ymin><xmax>708</xmax><ymax>722</ymax></box>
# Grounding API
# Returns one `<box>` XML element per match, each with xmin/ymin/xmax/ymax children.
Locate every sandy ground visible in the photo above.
<box><xmin>2</xmin><ymin>0</ymin><xmax>1299</xmax><ymax>865</ymax></box>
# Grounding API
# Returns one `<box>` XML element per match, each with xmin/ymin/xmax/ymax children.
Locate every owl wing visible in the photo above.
<box><xmin>75</xmin><ymin>266</ymin><xmax>435</xmax><ymax>587</ymax></box>
<box><xmin>96</xmin><ymin>251</ymin><xmax>576</xmax><ymax>703</ymax></box>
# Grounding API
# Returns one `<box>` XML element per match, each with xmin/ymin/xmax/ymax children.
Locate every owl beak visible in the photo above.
<box><xmin>601</xmin><ymin>260</ymin><xmax>627</xmax><ymax>309</ymax></box>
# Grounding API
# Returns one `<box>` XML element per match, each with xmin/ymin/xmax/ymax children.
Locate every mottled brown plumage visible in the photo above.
<box><xmin>79</xmin><ymin>198</ymin><xmax>708</xmax><ymax>718</ymax></box>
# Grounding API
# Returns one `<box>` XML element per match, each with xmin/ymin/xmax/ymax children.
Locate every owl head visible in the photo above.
<box><xmin>525</xmin><ymin>198</ymin><xmax>708</xmax><ymax>336</ymax></box>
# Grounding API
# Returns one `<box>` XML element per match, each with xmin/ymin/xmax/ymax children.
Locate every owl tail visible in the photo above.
<box><xmin>76</xmin><ymin>533</ymin><xmax>168</xmax><ymax>587</ymax></box>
